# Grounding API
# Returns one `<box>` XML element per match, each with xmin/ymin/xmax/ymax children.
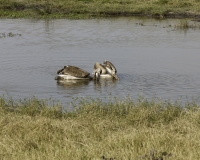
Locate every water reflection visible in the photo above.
<box><xmin>93</xmin><ymin>78</ymin><xmax>117</xmax><ymax>90</ymax></box>
<box><xmin>57</xmin><ymin>79</ymin><xmax>91</xmax><ymax>89</ymax></box>
<box><xmin>44</xmin><ymin>20</ymin><xmax>55</xmax><ymax>34</ymax></box>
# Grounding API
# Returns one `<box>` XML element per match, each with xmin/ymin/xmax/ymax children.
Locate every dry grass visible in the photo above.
<box><xmin>1</xmin><ymin>96</ymin><xmax>200</xmax><ymax>159</ymax></box>
<box><xmin>0</xmin><ymin>0</ymin><xmax>200</xmax><ymax>18</ymax></box>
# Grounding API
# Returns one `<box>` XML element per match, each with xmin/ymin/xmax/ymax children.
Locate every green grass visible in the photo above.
<box><xmin>1</xmin><ymin>95</ymin><xmax>200</xmax><ymax>159</ymax></box>
<box><xmin>0</xmin><ymin>0</ymin><xmax>200</xmax><ymax>18</ymax></box>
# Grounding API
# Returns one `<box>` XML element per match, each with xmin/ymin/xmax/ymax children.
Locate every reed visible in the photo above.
<box><xmin>0</xmin><ymin>0</ymin><xmax>200</xmax><ymax>18</ymax></box>
<box><xmin>1</xmin><ymin>95</ymin><xmax>200</xmax><ymax>159</ymax></box>
<box><xmin>174</xmin><ymin>20</ymin><xmax>200</xmax><ymax>29</ymax></box>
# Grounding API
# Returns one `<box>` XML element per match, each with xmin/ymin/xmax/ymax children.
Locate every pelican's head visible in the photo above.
<box><xmin>92</xmin><ymin>68</ymin><xmax>102</xmax><ymax>81</ymax></box>
<box><xmin>57</xmin><ymin>66</ymin><xmax>66</xmax><ymax>74</ymax></box>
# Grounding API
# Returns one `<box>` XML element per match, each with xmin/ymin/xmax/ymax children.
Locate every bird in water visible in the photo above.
<box><xmin>92</xmin><ymin>60</ymin><xmax>119</xmax><ymax>80</ymax></box>
<box><xmin>103</xmin><ymin>60</ymin><xmax>120</xmax><ymax>80</ymax></box>
<box><xmin>55</xmin><ymin>65</ymin><xmax>93</xmax><ymax>81</ymax></box>
<box><xmin>55</xmin><ymin>61</ymin><xmax>119</xmax><ymax>82</ymax></box>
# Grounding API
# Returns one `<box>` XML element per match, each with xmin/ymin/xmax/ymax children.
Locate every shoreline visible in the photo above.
<box><xmin>1</xmin><ymin>11</ymin><xmax>200</xmax><ymax>19</ymax></box>
<box><xmin>1</xmin><ymin>0</ymin><xmax>200</xmax><ymax>19</ymax></box>
<box><xmin>1</xmin><ymin>11</ymin><xmax>200</xmax><ymax>20</ymax></box>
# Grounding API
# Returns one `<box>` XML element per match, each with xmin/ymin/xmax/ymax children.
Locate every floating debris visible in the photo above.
<box><xmin>0</xmin><ymin>33</ymin><xmax>6</xmax><ymax>38</ymax></box>
<box><xmin>0</xmin><ymin>32</ymin><xmax>22</xmax><ymax>38</ymax></box>
<box><xmin>136</xmin><ymin>22</ymin><xmax>145</xmax><ymax>26</ymax></box>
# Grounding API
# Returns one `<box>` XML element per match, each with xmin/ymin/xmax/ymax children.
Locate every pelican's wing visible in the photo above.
<box><xmin>94</xmin><ymin>62</ymin><xmax>107</xmax><ymax>74</ymax></box>
<box><xmin>62</xmin><ymin>65</ymin><xmax>90</xmax><ymax>78</ymax></box>
<box><xmin>104</xmin><ymin>61</ymin><xmax>117</xmax><ymax>73</ymax></box>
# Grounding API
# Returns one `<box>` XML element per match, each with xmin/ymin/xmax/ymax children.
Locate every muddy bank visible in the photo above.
<box><xmin>1</xmin><ymin>10</ymin><xmax>200</xmax><ymax>19</ymax></box>
<box><xmin>97</xmin><ymin>11</ymin><xmax>200</xmax><ymax>19</ymax></box>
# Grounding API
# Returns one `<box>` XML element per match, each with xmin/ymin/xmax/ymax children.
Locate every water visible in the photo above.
<box><xmin>1</xmin><ymin>17</ymin><xmax>200</xmax><ymax>105</ymax></box>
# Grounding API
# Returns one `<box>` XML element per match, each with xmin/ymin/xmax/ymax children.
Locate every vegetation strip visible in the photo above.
<box><xmin>0</xmin><ymin>0</ymin><xmax>200</xmax><ymax>19</ymax></box>
<box><xmin>1</xmin><ymin>96</ymin><xmax>200</xmax><ymax>159</ymax></box>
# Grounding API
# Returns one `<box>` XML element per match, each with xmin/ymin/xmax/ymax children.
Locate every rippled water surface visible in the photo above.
<box><xmin>1</xmin><ymin>17</ymin><xmax>200</xmax><ymax>105</ymax></box>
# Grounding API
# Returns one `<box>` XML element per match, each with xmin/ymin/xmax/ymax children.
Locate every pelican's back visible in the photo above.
<box><xmin>104</xmin><ymin>61</ymin><xmax>117</xmax><ymax>73</ymax></box>
<box><xmin>94</xmin><ymin>62</ymin><xmax>107</xmax><ymax>74</ymax></box>
<box><xmin>58</xmin><ymin>66</ymin><xmax>90</xmax><ymax>78</ymax></box>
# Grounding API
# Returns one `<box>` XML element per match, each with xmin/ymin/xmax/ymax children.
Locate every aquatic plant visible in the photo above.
<box><xmin>174</xmin><ymin>20</ymin><xmax>200</xmax><ymax>29</ymax></box>
<box><xmin>0</xmin><ymin>33</ymin><xmax>6</xmax><ymax>38</ymax></box>
<box><xmin>0</xmin><ymin>32</ymin><xmax>22</xmax><ymax>38</ymax></box>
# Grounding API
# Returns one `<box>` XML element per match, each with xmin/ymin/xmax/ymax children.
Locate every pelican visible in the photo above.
<box><xmin>93</xmin><ymin>62</ymin><xmax>112</xmax><ymax>80</ymax></box>
<box><xmin>55</xmin><ymin>65</ymin><xmax>93</xmax><ymax>81</ymax></box>
<box><xmin>93</xmin><ymin>61</ymin><xmax>119</xmax><ymax>80</ymax></box>
<box><xmin>103</xmin><ymin>60</ymin><xmax>119</xmax><ymax>80</ymax></box>
<box><xmin>92</xmin><ymin>62</ymin><xmax>111</xmax><ymax>79</ymax></box>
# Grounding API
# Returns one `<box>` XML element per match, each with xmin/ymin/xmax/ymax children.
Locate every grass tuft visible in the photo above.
<box><xmin>175</xmin><ymin>20</ymin><xmax>200</xmax><ymax>29</ymax></box>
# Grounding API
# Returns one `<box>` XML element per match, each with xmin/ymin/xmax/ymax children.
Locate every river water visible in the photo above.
<box><xmin>1</xmin><ymin>17</ymin><xmax>200</xmax><ymax>105</ymax></box>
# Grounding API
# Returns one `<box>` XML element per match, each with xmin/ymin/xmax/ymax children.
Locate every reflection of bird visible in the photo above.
<box><xmin>93</xmin><ymin>77</ymin><xmax>117</xmax><ymax>90</ymax></box>
<box><xmin>103</xmin><ymin>60</ymin><xmax>120</xmax><ymax>80</ymax></box>
<box><xmin>55</xmin><ymin>65</ymin><xmax>92</xmax><ymax>80</ymax></box>
<box><xmin>57</xmin><ymin>79</ymin><xmax>90</xmax><ymax>88</ymax></box>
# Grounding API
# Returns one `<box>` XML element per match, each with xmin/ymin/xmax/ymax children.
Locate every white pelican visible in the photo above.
<box><xmin>55</xmin><ymin>65</ymin><xmax>93</xmax><ymax>81</ymax></box>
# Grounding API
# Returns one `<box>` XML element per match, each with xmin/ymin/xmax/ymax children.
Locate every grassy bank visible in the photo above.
<box><xmin>1</xmin><ymin>96</ymin><xmax>200</xmax><ymax>159</ymax></box>
<box><xmin>0</xmin><ymin>0</ymin><xmax>200</xmax><ymax>19</ymax></box>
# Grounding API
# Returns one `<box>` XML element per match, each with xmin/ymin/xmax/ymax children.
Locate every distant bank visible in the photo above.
<box><xmin>0</xmin><ymin>0</ymin><xmax>200</xmax><ymax>19</ymax></box>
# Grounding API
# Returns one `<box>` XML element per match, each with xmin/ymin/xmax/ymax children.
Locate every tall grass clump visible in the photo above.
<box><xmin>1</xmin><ymin>95</ymin><xmax>200</xmax><ymax>159</ymax></box>
<box><xmin>174</xmin><ymin>20</ymin><xmax>200</xmax><ymax>29</ymax></box>
<box><xmin>0</xmin><ymin>95</ymin><xmax>64</xmax><ymax>118</ymax></box>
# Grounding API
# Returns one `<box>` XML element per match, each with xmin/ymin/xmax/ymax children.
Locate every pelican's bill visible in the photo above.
<box><xmin>112</xmin><ymin>74</ymin><xmax>120</xmax><ymax>80</ymax></box>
